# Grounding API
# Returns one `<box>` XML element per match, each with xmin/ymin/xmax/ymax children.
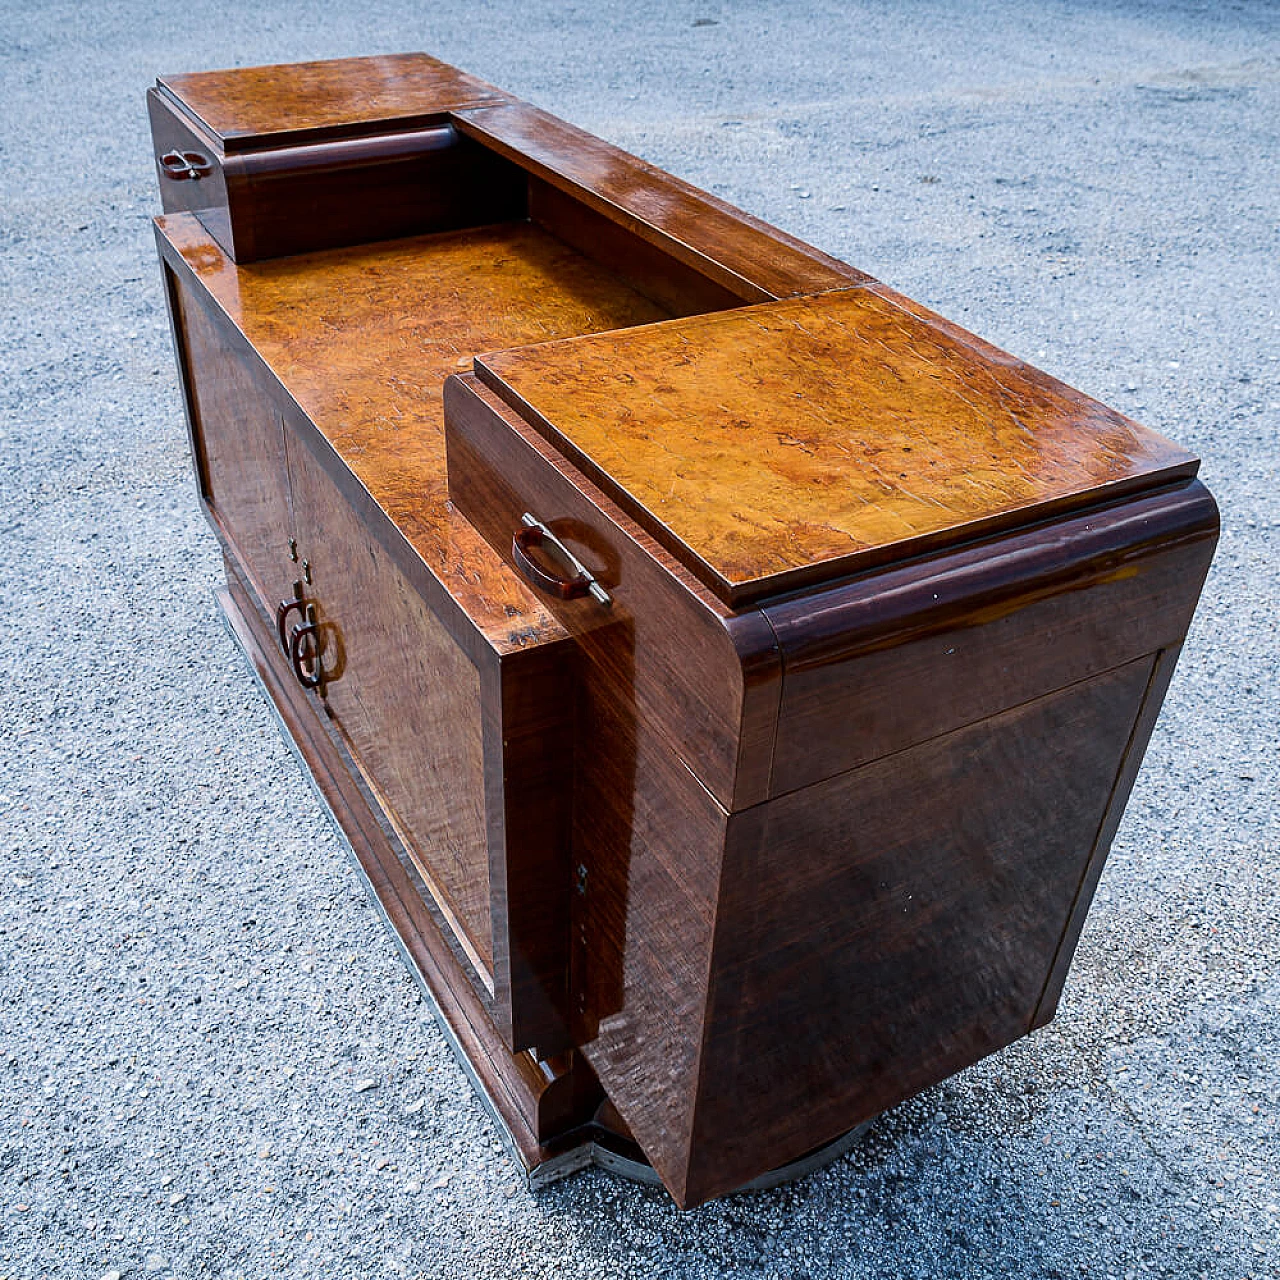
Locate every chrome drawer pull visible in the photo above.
<box><xmin>159</xmin><ymin>149</ymin><xmax>213</xmax><ymax>181</ymax></box>
<box><xmin>512</xmin><ymin>513</ymin><xmax>611</xmax><ymax>607</ymax></box>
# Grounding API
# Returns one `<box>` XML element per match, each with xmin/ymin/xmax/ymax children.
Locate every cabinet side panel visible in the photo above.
<box><xmin>173</xmin><ymin>276</ymin><xmax>296</xmax><ymax>611</ymax></box>
<box><xmin>683</xmin><ymin>658</ymin><xmax>1154</xmax><ymax>1206</ymax></box>
<box><xmin>766</xmin><ymin>481</ymin><xmax>1218</xmax><ymax>796</ymax></box>
<box><xmin>286</xmin><ymin>427</ymin><xmax>495</xmax><ymax>981</ymax></box>
<box><xmin>574</xmin><ymin>679</ymin><xmax>730</xmax><ymax>1207</ymax></box>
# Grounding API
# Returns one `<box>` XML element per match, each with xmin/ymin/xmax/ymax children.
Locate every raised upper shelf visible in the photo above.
<box><xmin>476</xmin><ymin>288</ymin><xmax>1199</xmax><ymax>606</ymax></box>
<box><xmin>156</xmin><ymin>52</ymin><xmax>509</xmax><ymax>151</ymax></box>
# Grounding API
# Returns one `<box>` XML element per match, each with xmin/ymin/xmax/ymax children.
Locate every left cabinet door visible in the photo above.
<box><xmin>168</xmin><ymin>273</ymin><xmax>297</xmax><ymax>612</ymax></box>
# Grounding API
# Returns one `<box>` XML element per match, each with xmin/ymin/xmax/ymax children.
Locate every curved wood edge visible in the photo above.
<box><xmin>764</xmin><ymin>479</ymin><xmax>1220</xmax><ymax>672</ymax></box>
<box><xmin>451</xmin><ymin>100</ymin><xmax>874</xmax><ymax>304</ymax></box>
<box><xmin>153</xmin><ymin>215</ymin><xmax>571</xmax><ymax>670</ymax></box>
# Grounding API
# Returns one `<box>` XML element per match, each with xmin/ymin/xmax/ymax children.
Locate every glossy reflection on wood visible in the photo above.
<box><xmin>155</xmin><ymin>214</ymin><xmax>663</xmax><ymax>660</ymax></box>
<box><xmin>477</xmin><ymin>288</ymin><xmax>1199</xmax><ymax>606</ymax></box>
<box><xmin>156</xmin><ymin>53</ymin><xmax>509</xmax><ymax>150</ymax></box>
<box><xmin>151</xmin><ymin>52</ymin><xmax>1219</xmax><ymax>1209</ymax></box>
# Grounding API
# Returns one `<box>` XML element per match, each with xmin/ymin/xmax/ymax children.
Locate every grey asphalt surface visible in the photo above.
<box><xmin>2</xmin><ymin>1</ymin><xmax>1277</xmax><ymax>1276</ymax></box>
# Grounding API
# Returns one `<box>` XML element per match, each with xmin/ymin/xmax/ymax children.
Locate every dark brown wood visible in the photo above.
<box><xmin>682</xmin><ymin>657</ymin><xmax>1158</xmax><ymax>1206</ymax></box>
<box><xmin>150</xmin><ymin>53</ymin><xmax>1219</xmax><ymax>1211</ymax></box>
<box><xmin>284</xmin><ymin>423</ymin><xmax>500</xmax><ymax>986</ymax></box>
<box><xmin>166</xmin><ymin>241</ymin><xmax>581</xmax><ymax>1056</ymax></box>
<box><xmin>1031</xmin><ymin>642</ymin><xmax>1187</xmax><ymax>1028</ymax></box>
<box><xmin>763</xmin><ymin>480</ymin><xmax>1220</xmax><ymax>797</ymax></box>
<box><xmin>528</xmin><ymin>177</ymin><xmax>745</xmax><ymax>317</ymax></box>
<box><xmin>215</xmin><ymin>566</ymin><xmax>596</xmax><ymax>1165</ymax></box>
<box><xmin>171</xmin><ymin>275</ymin><xmax>296</xmax><ymax>615</ymax></box>
<box><xmin>148</xmin><ymin>85</ymin><xmax>527</xmax><ymax>263</ymax></box>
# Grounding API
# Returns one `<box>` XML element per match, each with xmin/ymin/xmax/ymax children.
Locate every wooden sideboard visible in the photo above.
<box><xmin>149</xmin><ymin>53</ymin><xmax>1218</xmax><ymax>1208</ymax></box>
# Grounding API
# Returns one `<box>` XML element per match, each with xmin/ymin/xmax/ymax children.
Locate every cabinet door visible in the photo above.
<box><xmin>171</xmin><ymin>277</ymin><xmax>297</xmax><ymax>612</ymax></box>
<box><xmin>284</xmin><ymin>423</ymin><xmax>572</xmax><ymax>1054</ymax></box>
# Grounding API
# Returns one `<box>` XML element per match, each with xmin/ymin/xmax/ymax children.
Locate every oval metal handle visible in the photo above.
<box><xmin>276</xmin><ymin>596</ymin><xmax>306</xmax><ymax>656</ymax></box>
<box><xmin>159</xmin><ymin>150</ymin><xmax>213</xmax><ymax>181</ymax></box>
<box><xmin>512</xmin><ymin>514</ymin><xmax>611</xmax><ymax>607</ymax></box>
<box><xmin>289</xmin><ymin>620</ymin><xmax>323</xmax><ymax>690</ymax></box>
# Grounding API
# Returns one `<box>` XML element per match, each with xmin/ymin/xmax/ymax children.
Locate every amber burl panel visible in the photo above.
<box><xmin>154</xmin><ymin>213</ymin><xmax>667</xmax><ymax>659</ymax></box>
<box><xmin>156</xmin><ymin>52</ymin><xmax>508</xmax><ymax>149</ymax></box>
<box><xmin>476</xmin><ymin>288</ymin><xmax>1199</xmax><ymax>606</ymax></box>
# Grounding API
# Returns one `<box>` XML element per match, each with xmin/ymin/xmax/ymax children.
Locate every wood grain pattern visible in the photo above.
<box><xmin>679</xmin><ymin>657</ymin><xmax>1156</xmax><ymax>1206</ymax></box>
<box><xmin>763</xmin><ymin>480</ymin><xmax>1219</xmax><ymax>796</ymax></box>
<box><xmin>150</xmin><ymin>54</ymin><xmax>1220</xmax><ymax>1210</ymax></box>
<box><xmin>286</xmin><ymin>424</ymin><xmax>497</xmax><ymax>982</ymax></box>
<box><xmin>149</xmin><ymin>82</ymin><xmax>530</xmax><ymax>264</ymax></box>
<box><xmin>174</xmin><ymin>279</ymin><xmax>296</xmax><ymax>614</ymax></box>
<box><xmin>147</xmin><ymin>89</ymin><xmax>233</xmax><ymax>250</ymax></box>
<box><xmin>154</xmin><ymin>213</ymin><xmax>652</xmax><ymax>663</ymax></box>
<box><xmin>444</xmin><ymin>372</ymin><xmax>781</xmax><ymax>811</ymax></box>
<box><xmin>477</xmin><ymin>288</ymin><xmax>1200</xmax><ymax>606</ymax></box>
<box><xmin>453</xmin><ymin>101</ymin><xmax>871</xmax><ymax>303</ymax></box>
<box><xmin>156</xmin><ymin>53</ymin><xmax>508</xmax><ymax>151</ymax></box>
<box><xmin>215</xmin><ymin>567</ymin><xmax>599</xmax><ymax>1163</ymax></box>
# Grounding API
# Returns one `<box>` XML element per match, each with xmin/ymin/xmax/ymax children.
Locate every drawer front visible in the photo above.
<box><xmin>763</xmin><ymin>480</ymin><xmax>1219</xmax><ymax>798</ymax></box>
<box><xmin>147</xmin><ymin>90</ymin><xmax>235</xmax><ymax>257</ymax></box>
<box><xmin>284</xmin><ymin>420</ymin><xmax>573</xmax><ymax>1054</ymax></box>
<box><xmin>443</xmin><ymin>373</ymin><xmax>780</xmax><ymax>812</ymax></box>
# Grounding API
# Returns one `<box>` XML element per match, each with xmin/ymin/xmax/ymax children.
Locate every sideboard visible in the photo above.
<box><xmin>148</xmin><ymin>53</ymin><xmax>1218</xmax><ymax>1208</ymax></box>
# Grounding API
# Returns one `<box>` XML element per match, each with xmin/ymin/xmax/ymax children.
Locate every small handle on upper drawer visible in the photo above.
<box><xmin>159</xmin><ymin>150</ymin><xmax>213</xmax><ymax>181</ymax></box>
<box><xmin>512</xmin><ymin>513</ymin><xmax>611</xmax><ymax>607</ymax></box>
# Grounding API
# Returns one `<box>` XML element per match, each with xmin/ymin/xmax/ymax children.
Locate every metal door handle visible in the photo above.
<box><xmin>289</xmin><ymin>618</ymin><xmax>323</xmax><ymax>690</ymax></box>
<box><xmin>511</xmin><ymin>513</ymin><xmax>611</xmax><ymax>607</ymax></box>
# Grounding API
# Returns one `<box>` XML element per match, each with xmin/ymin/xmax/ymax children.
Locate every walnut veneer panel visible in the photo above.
<box><xmin>681</xmin><ymin>656</ymin><xmax>1157</xmax><ymax>1205</ymax></box>
<box><xmin>454</xmin><ymin>102</ymin><xmax>869</xmax><ymax>303</ymax></box>
<box><xmin>155</xmin><ymin>213</ymin><xmax>666</xmax><ymax>658</ymax></box>
<box><xmin>175</xmin><ymin>283</ymin><xmax>295</xmax><ymax>612</ymax></box>
<box><xmin>477</xmin><ymin>289</ymin><xmax>1199</xmax><ymax>605</ymax></box>
<box><xmin>157</xmin><ymin>53</ymin><xmax>507</xmax><ymax>150</ymax></box>
<box><xmin>287</xmin><ymin>426</ymin><xmax>495</xmax><ymax>979</ymax></box>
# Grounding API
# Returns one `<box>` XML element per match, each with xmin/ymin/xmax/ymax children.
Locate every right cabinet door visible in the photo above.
<box><xmin>283</xmin><ymin>420</ymin><xmax>575</xmax><ymax>1056</ymax></box>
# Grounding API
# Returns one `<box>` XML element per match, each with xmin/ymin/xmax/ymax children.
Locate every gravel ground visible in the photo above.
<box><xmin>2</xmin><ymin>1</ymin><xmax>1277</xmax><ymax>1277</ymax></box>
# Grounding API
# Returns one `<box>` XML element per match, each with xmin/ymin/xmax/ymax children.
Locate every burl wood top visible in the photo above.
<box><xmin>157</xmin><ymin>213</ymin><xmax>667</xmax><ymax>652</ymax></box>
<box><xmin>157</xmin><ymin>54</ymin><xmax>507</xmax><ymax>151</ymax></box>
<box><xmin>476</xmin><ymin>290</ymin><xmax>1199</xmax><ymax>605</ymax></box>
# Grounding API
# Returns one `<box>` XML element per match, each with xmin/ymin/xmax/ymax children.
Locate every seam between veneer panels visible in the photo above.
<box><xmin>745</xmin><ymin>650</ymin><xmax>1168</xmax><ymax>813</ymax></box>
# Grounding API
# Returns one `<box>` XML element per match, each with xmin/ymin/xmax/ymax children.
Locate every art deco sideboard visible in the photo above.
<box><xmin>148</xmin><ymin>53</ymin><xmax>1218</xmax><ymax>1208</ymax></box>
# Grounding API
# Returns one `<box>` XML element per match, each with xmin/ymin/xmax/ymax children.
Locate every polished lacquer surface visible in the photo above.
<box><xmin>151</xmin><ymin>50</ymin><xmax>1218</xmax><ymax>1210</ymax></box>
<box><xmin>477</xmin><ymin>288</ymin><xmax>1199</xmax><ymax>605</ymax></box>
<box><xmin>157</xmin><ymin>52</ymin><xmax>507</xmax><ymax>148</ymax></box>
<box><xmin>158</xmin><ymin>213</ymin><xmax>668</xmax><ymax>656</ymax></box>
